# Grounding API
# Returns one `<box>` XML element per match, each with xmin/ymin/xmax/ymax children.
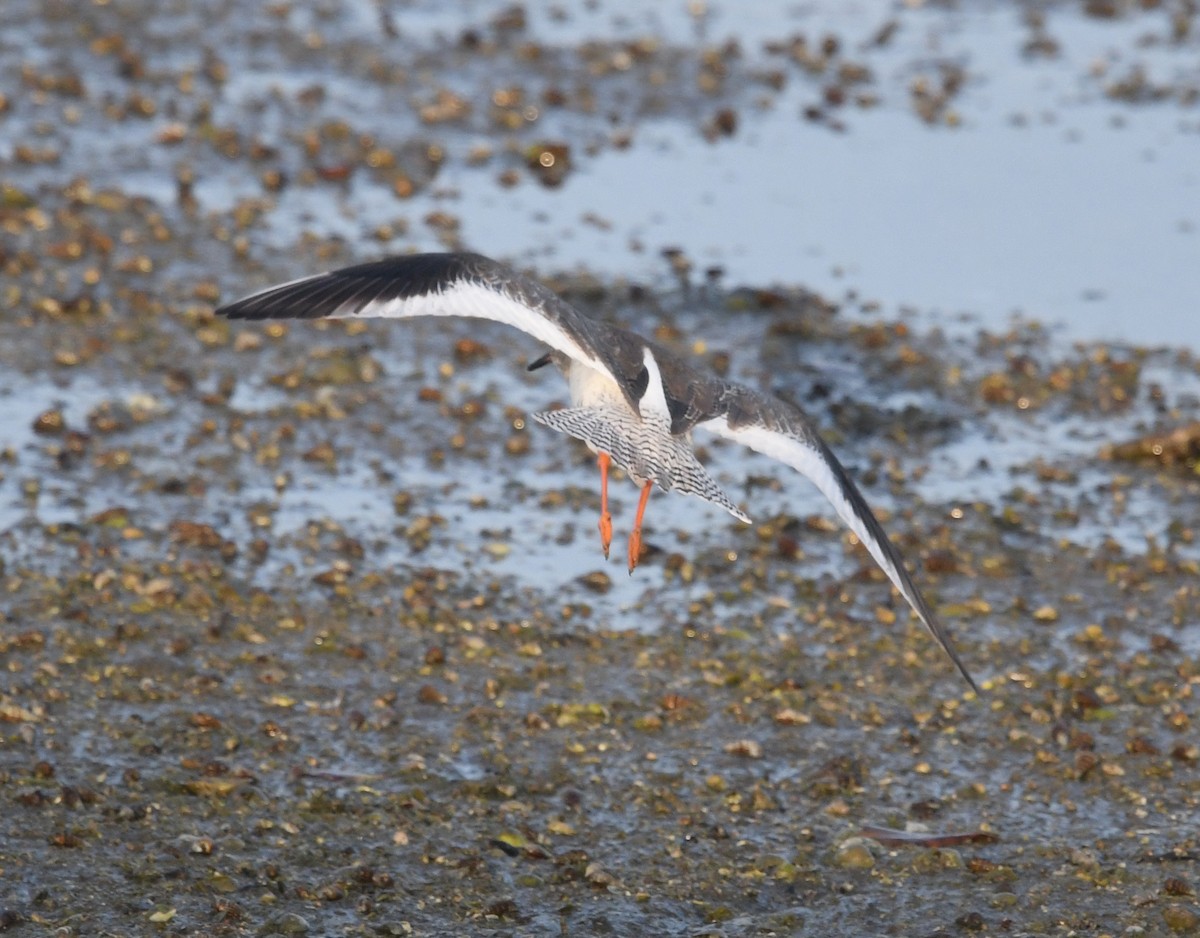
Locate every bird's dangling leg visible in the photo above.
<box><xmin>597</xmin><ymin>452</ymin><xmax>613</xmax><ymax>560</ymax></box>
<box><xmin>628</xmin><ymin>480</ymin><xmax>653</xmax><ymax>574</ymax></box>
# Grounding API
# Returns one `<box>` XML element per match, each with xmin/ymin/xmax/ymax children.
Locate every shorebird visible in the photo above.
<box><xmin>216</xmin><ymin>251</ymin><xmax>976</xmax><ymax>689</ymax></box>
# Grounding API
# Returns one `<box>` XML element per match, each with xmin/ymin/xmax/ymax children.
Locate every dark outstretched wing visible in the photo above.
<box><xmin>216</xmin><ymin>252</ymin><xmax>621</xmax><ymax>381</ymax></box>
<box><xmin>695</xmin><ymin>383</ymin><xmax>977</xmax><ymax>691</ymax></box>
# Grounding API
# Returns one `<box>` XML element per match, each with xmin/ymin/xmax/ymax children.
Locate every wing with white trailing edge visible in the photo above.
<box><xmin>216</xmin><ymin>252</ymin><xmax>616</xmax><ymax>377</ymax></box>
<box><xmin>696</xmin><ymin>384</ymin><xmax>977</xmax><ymax>691</ymax></box>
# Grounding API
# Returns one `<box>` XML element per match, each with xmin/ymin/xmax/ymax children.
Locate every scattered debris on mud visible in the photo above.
<box><xmin>2</xmin><ymin>1</ymin><xmax>1198</xmax><ymax>935</ymax></box>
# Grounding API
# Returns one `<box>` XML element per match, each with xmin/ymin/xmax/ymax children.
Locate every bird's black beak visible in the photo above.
<box><xmin>526</xmin><ymin>352</ymin><xmax>554</xmax><ymax>372</ymax></box>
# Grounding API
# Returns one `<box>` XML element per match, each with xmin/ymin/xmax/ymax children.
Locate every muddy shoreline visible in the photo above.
<box><xmin>2</xmin><ymin>1</ymin><xmax>1200</xmax><ymax>935</ymax></box>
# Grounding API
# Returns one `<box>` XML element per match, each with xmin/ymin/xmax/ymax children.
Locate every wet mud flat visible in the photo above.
<box><xmin>2</xmin><ymin>0</ymin><xmax>1200</xmax><ymax>935</ymax></box>
<box><xmin>3</xmin><ymin>271</ymin><xmax>1200</xmax><ymax>936</ymax></box>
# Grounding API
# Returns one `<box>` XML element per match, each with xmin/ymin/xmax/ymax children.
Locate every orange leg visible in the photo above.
<box><xmin>597</xmin><ymin>452</ymin><xmax>613</xmax><ymax>559</ymax></box>
<box><xmin>628</xmin><ymin>480</ymin><xmax>653</xmax><ymax>574</ymax></box>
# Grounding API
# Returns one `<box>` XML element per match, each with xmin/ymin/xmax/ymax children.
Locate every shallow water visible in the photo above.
<box><xmin>221</xmin><ymin>1</ymin><xmax>1200</xmax><ymax>347</ymax></box>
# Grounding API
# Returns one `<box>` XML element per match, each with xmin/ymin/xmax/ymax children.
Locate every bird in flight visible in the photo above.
<box><xmin>216</xmin><ymin>251</ymin><xmax>976</xmax><ymax>690</ymax></box>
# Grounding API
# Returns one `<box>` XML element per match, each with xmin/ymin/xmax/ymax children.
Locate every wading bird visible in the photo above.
<box><xmin>217</xmin><ymin>252</ymin><xmax>976</xmax><ymax>689</ymax></box>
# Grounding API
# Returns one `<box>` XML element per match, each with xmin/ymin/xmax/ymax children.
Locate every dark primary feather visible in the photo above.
<box><xmin>804</xmin><ymin>431</ymin><xmax>976</xmax><ymax>691</ymax></box>
<box><xmin>700</xmin><ymin>382</ymin><xmax>978</xmax><ymax>692</ymax></box>
<box><xmin>650</xmin><ymin>355</ymin><xmax>974</xmax><ymax>688</ymax></box>
<box><xmin>218</xmin><ymin>253</ymin><xmax>505</xmax><ymax>320</ymax></box>
<box><xmin>638</xmin><ymin>340</ymin><xmax>977</xmax><ymax>690</ymax></box>
<box><xmin>217</xmin><ymin>252</ymin><xmax>653</xmax><ymax>416</ymax></box>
